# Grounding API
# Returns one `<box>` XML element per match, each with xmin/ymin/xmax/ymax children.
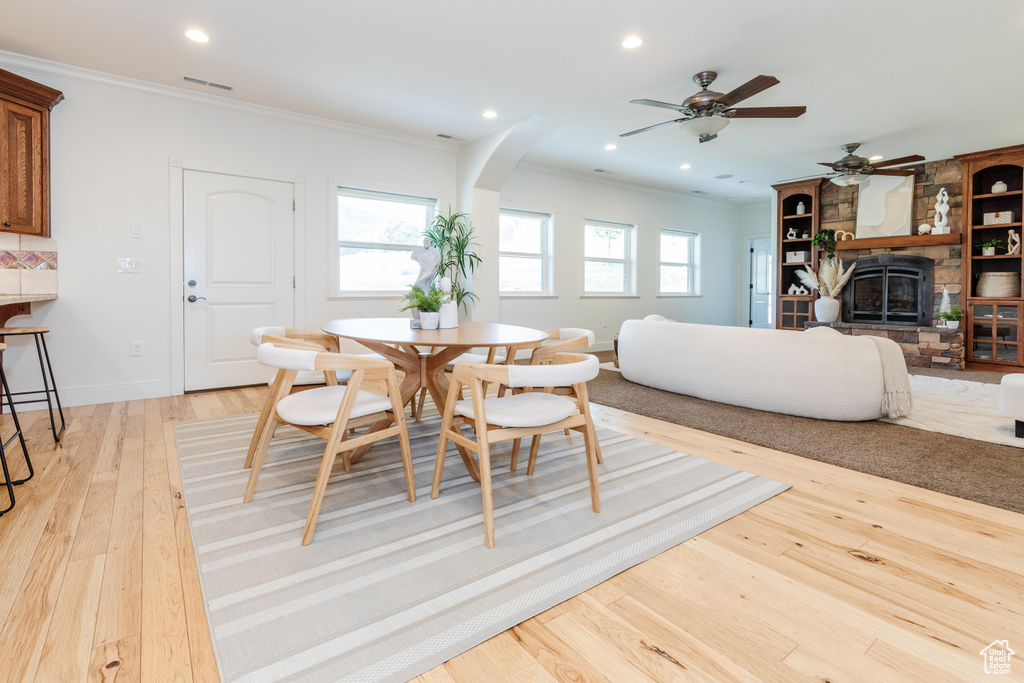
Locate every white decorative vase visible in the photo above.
<box><xmin>795</xmin><ymin>201</ymin><xmax>806</xmax><ymax>215</ymax></box>
<box><xmin>814</xmin><ymin>297</ymin><xmax>841</xmax><ymax>323</ymax></box>
<box><xmin>419</xmin><ymin>311</ymin><xmax>440</xmax><ymax>330</ymax></box>
<box><xmin>992</xmin><ymin>180</ymin><xmax>1008</xmax><ymax>194</ymax></box>
<box><xmin>983</xmin><ymin>247</ymin><xmax>996</xmax><ymax>256</ymax></box>
<box><xmin>946</xmin><ymin>320</ymin><xmax>960</xmax><ymax>330</ymax></box>
<box><xmin>438</xmin><ymin>301</ymin><xmax>458</xmax><ymax>329</ymax></box>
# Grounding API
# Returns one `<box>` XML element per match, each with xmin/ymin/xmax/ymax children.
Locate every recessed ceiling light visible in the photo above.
<box><xmin>680</xmin><ymin>163</ymin><xmax>692</xmax><ymax>170</ymax></box>
<box><xmin>604</xmin><ymin>143</ymin><xmax>617</xmax><ymax>151</ymax></box>
<box><xmin>869</xmin><ymin>155</ymin><xmax>884</xmax><ymax>161</ymax></box>
<box><xmin>622</xmin><ymin>36</ymin><xmax>643</xmax><ymax>49</ymax></box>
<box><xmin>482</xmin><ymin>110</ymin><xmax>497</xmax><ymax>119</ymax></box>
<box><xmin>185</xmin><ymin>29</ymin><xmax>209</xmax><ymax>43</ymax></box>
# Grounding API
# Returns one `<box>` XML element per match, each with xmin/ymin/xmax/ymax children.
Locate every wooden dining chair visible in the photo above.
<box><xmin>411</xmin><ymin>345</ymin><xmax>509</xmax><ymax>421</ymax></box>
<box><xmin>431</xmin><ymin>351</ymin><xmax>601</xmax><ymax>548</ymax></box>
<box><xmin>245</xmin><ymin>342</ymin><xmax>416</xmax><ymax>545</ymax></box>
<box><xmin>244</xmin><ymin>327</ymin><xmax>341</xmax><ymax>470</ymax></box>
<box><xmin>498</xmin><ymin>328</ymin><xmax>602</xmax><ymax>466</ymax></box>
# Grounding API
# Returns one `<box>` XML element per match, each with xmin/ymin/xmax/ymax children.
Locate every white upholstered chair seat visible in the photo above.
<box><xmin>276</xmin><ymin>386</ymin><xmax>392</xmax><ymax>426</ymax></box>
<box><xmin>454</xmin><ymin>392</ymin><xmax>578</xmax><ymax>428</ymax></box>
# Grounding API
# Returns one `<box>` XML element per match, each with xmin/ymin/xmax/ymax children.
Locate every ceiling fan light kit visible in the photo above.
<box><xmin>621</xmin><ymin>70</ymin><xmax>806</xmax><ymax>142</ymax></box>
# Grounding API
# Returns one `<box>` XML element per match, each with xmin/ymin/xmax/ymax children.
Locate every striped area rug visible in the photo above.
<box><xmin>174</xmin><ymin>412</ymin><xmax>789</xmax><ymax>683</ymax></box>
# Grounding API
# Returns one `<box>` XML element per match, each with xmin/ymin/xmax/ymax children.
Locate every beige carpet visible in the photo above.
<box><xmin>174</xmin><ymin>413</ymin><xmax>788</xmax><ymax>683</ymax></box>
<box><xmin>587</xmin><ymin>369</ymin><xmax>1024</xmax><ymax>514</ymax></box>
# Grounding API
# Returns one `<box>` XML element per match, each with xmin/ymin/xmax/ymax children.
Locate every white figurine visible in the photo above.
<box><xmin>933</xmin><ymin>188</ymin><xmax>950</xmax><ymax>234</ymax></box>
<box><xmin>917</xmin><ymin>223</ymin><xmax>932</xmax><ymax>235</ymax></box>
<box><xmin>1010</xmin><ymin>229</ymin><xmax>1022</xmax><ymax>255</ymax></box>
<box><xmin>787</xmin><ymin>283</ymin><xmax>809</xmax><ymax>295</ymax></box>
<box><xmin>786</xmin><ymin>227</ymin><xmax>798</xmax><ymax>239</ymax></box>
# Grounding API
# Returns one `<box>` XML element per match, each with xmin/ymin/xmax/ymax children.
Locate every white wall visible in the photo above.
<box><xmin>0</xmin><ymin>52</ymin><xmax>752</xmax><ymax>405</ymax></box>
<box><xmin>498</xmin><ymin>165</ymin><xmax>746</xmax><ymax>348</ymax></box>
<box><xmin>0</xmin><ymin>54</ymin><xmax>456</xmax><ymax>406</ymax></box>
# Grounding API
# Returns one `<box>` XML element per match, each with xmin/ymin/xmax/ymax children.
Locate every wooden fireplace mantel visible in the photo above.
<box><xmin>834</xmin><ymin>233</ymin><xmax>962</xmax><ymax>251</ymax></box>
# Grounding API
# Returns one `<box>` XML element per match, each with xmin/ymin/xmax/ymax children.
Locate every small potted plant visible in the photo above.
<box><xmin>400</xmin><ymin>284</ymin><xmax>443</xmax><ymax>329</ymax></box>
<box><xmin>979</xmin><ymin>238</ymin><xmax>1004</xmax><ymax>256</ymax></box>
<box><xmin>811</xmin><ymin>228</ymin><xmax>837</xmax><ymax>260</ymax></box>
<box><xmin>935</xmin><ymin>306</ymin><xmax>964</xmax><ymax>330</ymax></box>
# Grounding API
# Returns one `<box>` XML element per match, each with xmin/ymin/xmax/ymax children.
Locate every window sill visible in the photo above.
<box><xmin>329</xmin><ymin>294</ymin><xmax>406</xmax><ymax>300</ymax></box>
<box><xmin>580</xmin><ymin>294</ymin><xmax>640</xmax><ymax>299</ymax></box>
<box><xmin>657</xmin><ymin>294</ymin><xmax>703</xmax><ymax>298</ymax></box>
<box><xmin>500</xmin><ymin>294</ymin><xmax>558</xmax><ymax>299</ymax></box>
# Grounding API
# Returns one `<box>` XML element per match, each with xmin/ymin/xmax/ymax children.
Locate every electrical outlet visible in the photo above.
<box><xmin>117</xmin><ymin>258</ymin><xmax>143</xmax><ymax>273</ymax></box>
<box><xmin>602</xmin><ymin>318</ymin><xmax>608</xmax><ymax>328</ymax></box>
<box><xmin>131</xmin><ymin>223</ymin><xmax>143</xmax><ymax>239</ymax></box>
<box><xmin>131</xmin><ymin>340</ymin><xmax>144</xmax><ymax>356</ymax></box>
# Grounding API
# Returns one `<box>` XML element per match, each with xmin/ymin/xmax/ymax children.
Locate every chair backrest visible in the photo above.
<box><xmin>503</xmin><ymin>353</ymin><xmax>599</xmax><ymax>388</ymax></box>
<box><xmin>257</xmin><ymin>343</ymin><xmax>393</xmax><ymax>375</ymax></box>
<box><xmin>556</xmin><ymin>327</ymin><xmax>596</xmax><ymax>347</ymax></box>
<box><xmin>250</xmin><ymin>326</ymin><xmax>339</xmax><ymax>352</ymax></box>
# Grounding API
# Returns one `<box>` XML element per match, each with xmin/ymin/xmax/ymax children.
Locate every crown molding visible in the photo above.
<box><xmin>0</xmin><ymin>49</ymin><xmax>459</xmax><ymax>154</ymax></box>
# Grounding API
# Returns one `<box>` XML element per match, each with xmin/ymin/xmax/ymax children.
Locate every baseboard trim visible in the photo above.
<box><xmin>56</xmin><ymin>380</ymin><xmax>172</xmax><ymax>408</ymax></box>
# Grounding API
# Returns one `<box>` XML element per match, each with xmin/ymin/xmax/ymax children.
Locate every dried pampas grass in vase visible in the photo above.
<box><xmin>798</xmin><ymin>257</ymin><xmax>855</xmax><ymax>324</ymax></box>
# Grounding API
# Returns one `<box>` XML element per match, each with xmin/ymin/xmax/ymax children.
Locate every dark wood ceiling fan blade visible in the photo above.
<box><xmin>716</xmin><ymin>75</ymin><xmax>779</xmax><ymax>107</ymax></box>
<box><xmin>870</xmin><ymin>169</ymin><xmax>916</xmax><ymax>176</ymax></box>
<box><xmin>726</xmin><ymin>106</ymin><xmax>806</xmax><ymax>118</ymax></box>
<box><xmin>619</xmin><ymin>118</ymin><xmax>688</xmax><ymax>137</ymax></box>
<box><xmin>629</xmin><ymin>98</ymin><xmax>688</xmax><ymax>112</ymax></box>
<box><xmin>871</xmin><ymin>154</ymin><xmax>925</xmax><ymax>168</ymax></box>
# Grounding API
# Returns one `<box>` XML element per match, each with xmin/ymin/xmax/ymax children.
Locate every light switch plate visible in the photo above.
<box><xmin>117</xmin><ymin>258</ymin><xmax>143</xmax><ymax>273</ymax></box>
<box><xmin>131</xmin><ymin>223</ymin><xmax>143</xmax><ymax>239</ymax></box>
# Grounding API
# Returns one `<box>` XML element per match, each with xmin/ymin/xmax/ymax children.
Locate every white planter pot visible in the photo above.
<box><xmin>946</xmin><ymin>320</ymin><xmax>960</xmax><ymax>330</ymax></box>
<box><xmin>983</xmin><ymin>247</ymin><xmax>996</xmax><ymax>256</ymax></box>
<box><xmin>420</xmin><ymin>311</ymin><xmax>440</xmax><ymax>330</ymax></box>
<box><xmin>814</xmin><ymin>297</ymin><xmax>841</xmax><ymax>323</ymax></box>
<box><xmin>438</xmin><ymin>301</ymin><xmax>458</xmax><ymax>329</ymax></box>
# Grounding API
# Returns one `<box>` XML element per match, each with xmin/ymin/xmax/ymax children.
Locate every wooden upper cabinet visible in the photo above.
<box><xmin>0</xmin><ymin>69</ymin><xmax>62</xmax><ymax>237</ymax></box>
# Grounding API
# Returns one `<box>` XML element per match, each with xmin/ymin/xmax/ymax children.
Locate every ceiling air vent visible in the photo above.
<box><xmin>693</xmin><ymin>190</ymin><xmax>707</xmax><ymax>194</ymax></box>
<box><xmin>436</xmin><ymin>133</ymin><xmax>454</xmax><ymax>139</ymax></box>
<box><xmin>182</xmin><ymin>75</ymin><xmax>234</xmax><ymax>91</ymax></box>
<box><xmin>592</xmin><ymin>168</ymin><xmax>615</xmax><ymax>174</ymax></box>
<box><xmin>715</xmin><ymin>174</ymin><xmax>735</xmax><ymax>179</ymax></box>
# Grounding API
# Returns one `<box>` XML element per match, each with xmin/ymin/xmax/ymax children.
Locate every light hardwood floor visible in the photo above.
<box><xmin>1</xmin><ymin>388</ymin><xmax>1022</xmax><ymax>682</ymax></box>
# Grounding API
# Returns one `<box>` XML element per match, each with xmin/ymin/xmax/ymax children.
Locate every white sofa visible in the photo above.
<box><xmin>617</xmin><ymin>319</ymin><xmax>910</xmax><ymax>421</ymax></box>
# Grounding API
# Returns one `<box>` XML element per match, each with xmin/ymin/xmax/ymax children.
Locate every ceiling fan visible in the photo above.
<box><xmin>620</xmin><ymin>71</ymin><xmax>806</xmax><ymax>143</ymax></box>
<box><xmin>789</xmin><ymin>143</ymin><xmax>925</xmax><ymax>186</ymax></box>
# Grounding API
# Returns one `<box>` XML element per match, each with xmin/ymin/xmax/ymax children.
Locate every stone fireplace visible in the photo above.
<box><xmin>842</xmin><ymin>254</ymin><xmax>935</xmax><ymax>326</ymax></box>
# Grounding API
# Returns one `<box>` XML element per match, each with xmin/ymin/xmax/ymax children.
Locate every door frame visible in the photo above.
<box><xmin>743</xmin><ymin>234</ymin><xmax>773</xmax><ymax>329</ymax></box>
<box><xmin>169</xmin><ymin>158</ymin><xmax>306</xmax><ymax>395</ymax></box>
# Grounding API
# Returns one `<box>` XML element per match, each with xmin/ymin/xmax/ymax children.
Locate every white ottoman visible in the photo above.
<box><xmin>999</xmin><ymin>374</ymin><xmax>1024</xmax><ymax>438</ymax></box>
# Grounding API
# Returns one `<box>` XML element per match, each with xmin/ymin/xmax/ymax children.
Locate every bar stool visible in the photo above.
<box><xmin>0</xmin><ymin>342</ymin><xmax>33</xmax><ymax>517</ymax></box>
<box><xmin>0</xmin><ymin>327</ymin><xmax>65</xmax><ymax>442</ymax></box>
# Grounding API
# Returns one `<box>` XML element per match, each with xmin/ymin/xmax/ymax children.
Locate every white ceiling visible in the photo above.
<box><xmin>4</xmin><ymin>0</ymin><xmax>1024</xmax><ymax>203</ymax></box>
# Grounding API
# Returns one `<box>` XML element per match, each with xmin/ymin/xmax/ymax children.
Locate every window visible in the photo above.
<box><xmin>659</xmin><ymin>228</ymin><xmax>700</xmax><ymax>295</ymax></box>
<box><xmin>335</xmin><ymin>187</ymin><xmax>435</xmax><ymax>293</ymax></box>
<box><xmin>583</xmin><ymin>219</ymin><xmax>635</xmax><ymax>294</ymax></box>
<box><xmin>499</xmin><ymin>209</ymin><xmax>552</xmax><ymax>294</ymax></box>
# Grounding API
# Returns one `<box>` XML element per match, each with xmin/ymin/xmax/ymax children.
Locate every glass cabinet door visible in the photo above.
<box><xmin>971</xmin><ymin>303</ymin><xmax>1020</xmax><ymax>363</ymax></box>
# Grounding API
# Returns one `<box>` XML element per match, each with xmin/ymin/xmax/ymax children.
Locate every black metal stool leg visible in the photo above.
<box><xmin>35</xmin><ymin>333</ymin><xmax>65</xmax><ymax>442</ymax></box>
<box><xmin>0</xmin><ymin>362</ymin><xmax>30</xmax><ymax>516</ymax></box>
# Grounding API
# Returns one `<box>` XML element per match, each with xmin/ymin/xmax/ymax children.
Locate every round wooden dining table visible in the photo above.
<box><xmin>322</xmin><ymin>318</ymin><xmax>547</xmax><ymax>471</ymax></box>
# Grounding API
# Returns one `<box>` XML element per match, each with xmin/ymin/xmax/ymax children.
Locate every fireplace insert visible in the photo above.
<box><xmin>841</xmin><ymin>254</ymin><xmax>934</xmax><ymax>326</ymax></box>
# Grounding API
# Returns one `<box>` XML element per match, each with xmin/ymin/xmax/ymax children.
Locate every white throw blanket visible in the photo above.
<box><xmin>864</xmin><ymin>335</ymin><xmax>913</xmax><ymax>418</ymax></box>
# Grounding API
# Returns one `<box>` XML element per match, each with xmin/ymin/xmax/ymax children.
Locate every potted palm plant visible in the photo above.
<box><xmin>424</xmin><ymin>208</ymin><xmax>482</xmax><ymax>313</ymax></box>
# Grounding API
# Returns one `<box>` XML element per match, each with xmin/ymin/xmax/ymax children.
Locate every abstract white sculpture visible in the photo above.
<box><xmin>787</xmin><ymin>227</ymin><xmax>798</xmax><ymax>239</ymax></box>
<box><xmin>1010</xmin><ymin>229</ymin><xmax>1022</xmax><ymax>255</ymax></box>
<box><xmin>787</xmin><ymin>283</ymin><xmax>809</xmax><ymax>295</ymax></box>
<box><xmin>939</xmin><ymin>286</ymin><xmax>952</xmax><ymax>314</ymax></box>
<box><xmin>933</xmin><ymin>188</ymin><xmax>950</xmax><ymax>234</ymax></box>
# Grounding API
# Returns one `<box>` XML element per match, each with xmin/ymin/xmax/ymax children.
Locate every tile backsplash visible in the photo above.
<box><xmin>0</xmin><ymin>235</ymin><xmax>57</xmax><ymax>296</ymax></box>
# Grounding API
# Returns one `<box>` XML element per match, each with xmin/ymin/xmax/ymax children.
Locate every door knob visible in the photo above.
<box><xmin>2</xmin><ymin>222</ymin><xmax>9</xmax><ymax>227</ymax></box>
<box><xmin>187</xmin><ymin>295</ymin><xmax>207</xmax><ymax>303</ymax></box>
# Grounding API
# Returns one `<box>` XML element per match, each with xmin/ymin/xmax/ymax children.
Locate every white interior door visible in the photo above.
<box><xmin>749</xmin><ymin>237</ymin><xmax>772</xmax><ymax>328</ymax></box>
<box><xmin>183</xmin><ymin>171</ymin><xmax>295</xmax><ymax>391</ymax></box>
